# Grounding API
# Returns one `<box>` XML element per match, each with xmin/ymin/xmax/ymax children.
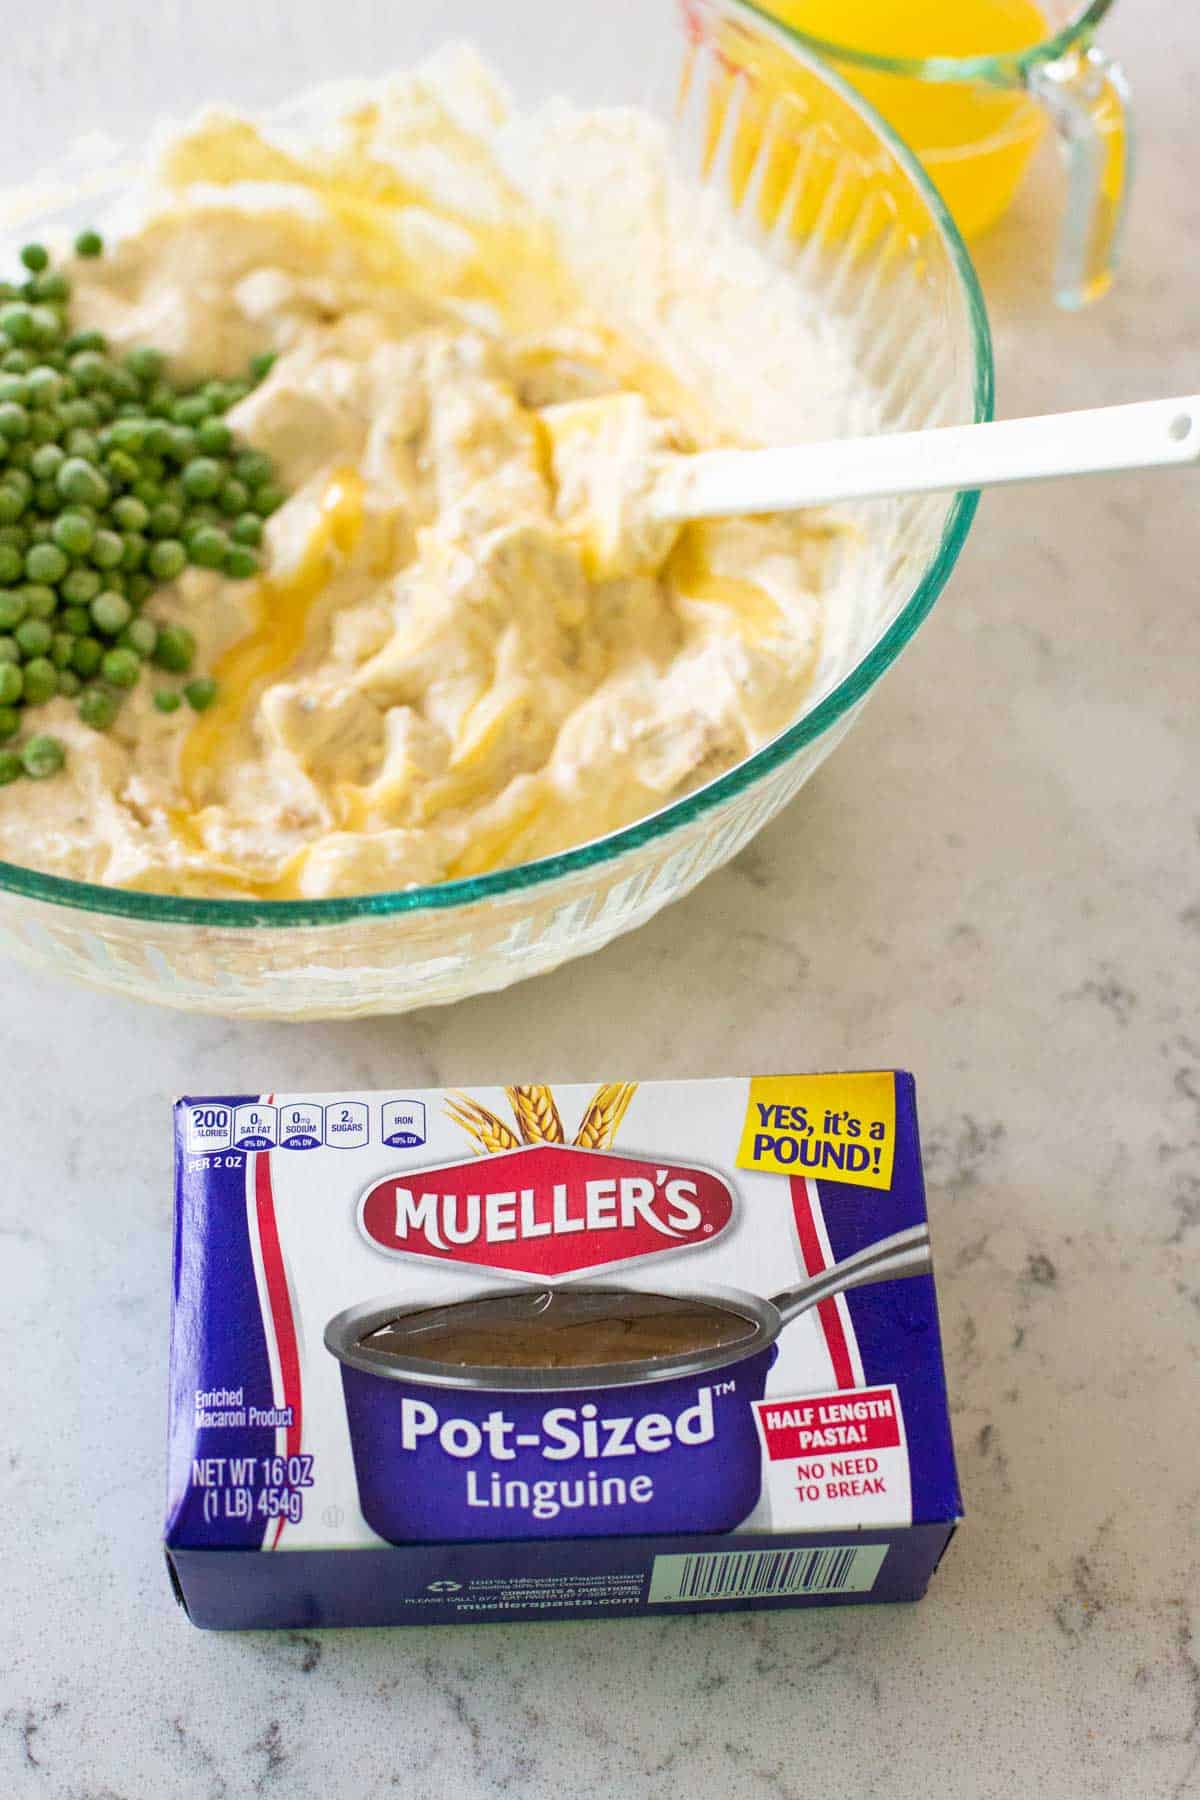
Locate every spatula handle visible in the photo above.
<box><xmin>652</xmin><ymin>394</ymin><xmax>1200</xmax><ymax>521</ymax></box>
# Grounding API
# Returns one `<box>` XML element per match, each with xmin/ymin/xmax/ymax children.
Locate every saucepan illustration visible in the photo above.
<box><xmin>325</xmin><ymin>1225</ymin><xmax>930</xmax><ymax>1543</ymax></box>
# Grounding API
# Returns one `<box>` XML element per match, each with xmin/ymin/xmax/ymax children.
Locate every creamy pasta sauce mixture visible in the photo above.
<box><xmin>0</xmin><ymin>52</ymin><xmax>847</xmax><ymax>898</ymax></box>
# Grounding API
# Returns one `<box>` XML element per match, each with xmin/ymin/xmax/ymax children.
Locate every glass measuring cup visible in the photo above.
<box><xmin>754</xmin><ymin>0</ymin><xmax>1131</xmax><ymax>307</ymax></box>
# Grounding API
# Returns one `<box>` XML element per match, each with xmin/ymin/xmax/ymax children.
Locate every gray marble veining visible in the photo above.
<box><xmin>1</xmin><ymin>0</ymin><xmax>1198</xmax><ymax>1795</ymax></box>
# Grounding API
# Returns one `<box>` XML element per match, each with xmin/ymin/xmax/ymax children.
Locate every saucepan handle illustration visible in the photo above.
<box><xmin>770</xmin><ymin>1224</ymin><xmax>932</xmax><ymax>1325</ymax></box>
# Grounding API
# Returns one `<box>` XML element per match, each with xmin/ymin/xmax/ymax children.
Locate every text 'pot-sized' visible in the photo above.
<box><xmin>324</xmin><ymin>1225</ymin><xmax>930</xmax><ymax>1543</ymax></box>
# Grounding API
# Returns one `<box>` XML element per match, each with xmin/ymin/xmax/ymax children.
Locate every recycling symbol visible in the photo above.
<box><xmin>426</xmin><ymin>1578</ymin><xmax>463</xmax><ymax>1593</ymax></box>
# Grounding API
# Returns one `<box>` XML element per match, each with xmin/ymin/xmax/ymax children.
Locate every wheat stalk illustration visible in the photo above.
<box><xmin>572</xmin><ymin>1081</ymin><xmax>637</xmax><ymax>1149</ymax></box>
<box><xmin>444</xmin><ymin>1093</ymin><xmax>521</xmax><ymax>1154</ymax></box>
<box><xmin>505</xmin><ymin>1085</ymin><xmax>566</xmax><ymax>1144</ymax></box>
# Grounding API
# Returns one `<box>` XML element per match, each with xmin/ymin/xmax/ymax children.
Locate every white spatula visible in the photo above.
<box><xmin>650</xmin><ymin>394</ymin><xmax>1200</xmax><ymax>522</ymax></box>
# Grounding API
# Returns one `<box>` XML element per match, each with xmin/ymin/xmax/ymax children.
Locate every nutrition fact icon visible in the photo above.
<box><xmin>184</xmin><ymin>1105</ymin><xmax>234</xmax><ymax>1154</ymax></box>
<box><xmin>279</xmin><ymin>1104</ymin><xmax>324</xmax><ymax>1151</ymax></box>
<box><xmin>381</xmin><ymin>1100</ymin><xmax>426</xmax><ymax>1148</ymax></box>
<box><xmin>233</xmin><ymin>1105</ymin><xmax>278</xmax><ymax>1151</ymax></box>
<box><xmin>325</xmin><ymin>1102</ymin><xmax>369</xmax><ymax>1149</ymax></box>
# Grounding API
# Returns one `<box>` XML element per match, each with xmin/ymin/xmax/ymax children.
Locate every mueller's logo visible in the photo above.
<box><xmin>357</xmin><ymin>1144</ymin><xmax>735</xmax><ymax>1279</ymax></box>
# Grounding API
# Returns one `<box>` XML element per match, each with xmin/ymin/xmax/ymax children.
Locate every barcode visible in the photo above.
<box><xmin>647</xmin><ymin>1543</ymin><xmax>888</xmax><ymax>1605</ymax></box>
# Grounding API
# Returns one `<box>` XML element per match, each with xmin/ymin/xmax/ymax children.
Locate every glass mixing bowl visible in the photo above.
<box><xmin>0</xmin><ymin>0</ymin><xmax>992</xmax><ymax>1018</ymax></box>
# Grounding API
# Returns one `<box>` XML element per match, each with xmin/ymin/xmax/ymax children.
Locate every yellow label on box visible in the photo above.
<box><xmin>737</xmin><ymin>1073</ymin><xmax>897</xmax><ymax>1190</ymax></box>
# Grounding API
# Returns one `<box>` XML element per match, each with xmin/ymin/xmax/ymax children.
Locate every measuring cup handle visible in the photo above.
<box><xmin>1028</xmin><ymin>43</ymin><xmax>1132</xmax><ymax>310</ymax></box>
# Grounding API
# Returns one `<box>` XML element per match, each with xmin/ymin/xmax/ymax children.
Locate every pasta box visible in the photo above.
<box><xmin>166</xmin><ymin>1072</ymin><xmax>961</xmax><ymax>1628</ymax></box>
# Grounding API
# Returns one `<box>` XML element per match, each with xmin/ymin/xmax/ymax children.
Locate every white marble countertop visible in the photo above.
<box><xmin>1</xmin><ymin>2</ymin><xmax>1198</xmax><ymax>1796</ymax></box>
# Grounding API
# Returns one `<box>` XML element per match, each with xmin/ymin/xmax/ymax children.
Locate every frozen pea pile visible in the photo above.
<box><xmin>0</xmin><ymin>234</ymin><xmax>287</xmax><ymax>786</ymax></box>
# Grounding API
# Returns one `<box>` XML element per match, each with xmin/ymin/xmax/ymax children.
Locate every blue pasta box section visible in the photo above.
<box><xmin>167</xmin><ymin>1073</ymin><xmax>961</xmax><ymax>1630</ymax></box>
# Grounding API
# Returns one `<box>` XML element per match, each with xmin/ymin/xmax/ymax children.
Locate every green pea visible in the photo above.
<box><xmin>148</xmin><ymin>538</ymin><xmax>186</xmax><ymax>581</ymax></box>
<box><xmin>0</xmin><ymin>591</ymin><xmax>25</xmax><ymax>630</ymax></box>
<box><xmin>0</xmin><ymin>662</ymin><xmax>22</xmax><ymax>704</ymax></box>
<box><xmin>24</xmin><ymin>542</ymin><xmax>68</xmax><ymax>584</ymax></box>
<box><xmin>124</xmin><ymin>345</ymin><xmax>163</xmax><ymax>384</ymax></box>
<box><xmin>101</xmin><ymin>646</ymin><xmax>139</xmax><ymax>688</ymax></box>
<box><xmin>21</xmin><ymin>656</ymin><xmax>57</xmax><ymax>703</ymax></box>
<box><xmin>90</xmin><ymin>591</ymin><xmax>132</xmax><ymax>636</ymax></box>
<box><xmin>22</xmin><ymin>732</ymin><xmax>66</xmax><ymax>778</ymax></box>
<box><xmin>56</xmin><ymin>457</ymin><xmax>109</xmax><ymax>508</ymax></box>
<box><xmin>60</xmin><ymin>567</ymin><xmax>101</xmax><ymax>604</ymax></box>
<box><xmin>0</xmin><ymin>403</ymin><xmax>30</xmax><ymax>441</ymax></box>
<box><xmin>119</xmin><ymin>532</ymin><xmax>147</xmax><ymax>572</ymax></box>
<box><xmin>0</xmin><ymin>547</ymin><xmax>21</xmax><ymax>584</ymax></box>
<box><xmin>32</xmin><ymin>480</ymin><xmax>57</xmax><ymax>513</ymax></box>
<box><xmin>26</xmin><ymin>519</ymin><xmax>52</xmax><ymax>543</ymax></box>
<box><xmin>60</xmin><ymin>606</ymin><xmax>89</xmax><ymax>635</ymax></box>
<box><xmin>0</xmin><ymin>636</ymin><xmax>18</xmax><ymax>662</ymax></box>
<box><xmin>223</xmin><ymin>545</ymin><xmax>259</xmax><ymax>580</ymax></box>
<box><xmin>31</xmin><ymin>271</ymin><xmax>70</xmax><ymax>304</ymax></box>
<box><xmin>252</xmin><ymin>483</ymin><xmax>284</xmax><ymax>517</ymax></box>
<box><xmin>31</xmin><ymin>442</ymin><xmax>65</xmax><ymax>481</ymax></box>
<box><xmin>78</xmin><ymin>686</ymin><xmax>117</xmax><ymax>729</ymax></box>
<box><xmin>120</xmin><ymin>617</ymin><xmax>157</xmax><ymax>657</ymax></box>
<box><xmin>62</xmin><ymin>399</ymin><xmax>98</xmax><ymax>431</ymax></box>
<box><xmin>111</xmin><ymin>495</ymin><xmax>149</xmax><ymax>532</ymax></box>
<box><xmin>0</xmin><ymin>710</ymin><xmax>19</xmax><ymax>743</ymax></box>
<box><xmin>19</xmin><ymin>245</ymin><xmax>49</xmax><ymax>274</ymax></box>
<box><xmin>65</xmin><ymin>428</ymin><xmax>99</xmax><ymax>460</ymax></box>
<box><xmin>186</xmin><ymin>525</ymin><xmax>227</xmax><ymax>569</ymax></box>
<box><xmin>184</xmin><ymin>676</ymin><xmax>218</xmax><ymax>712</ymax></box>
<box><xmin>0</xmin><ymin>487</ymin><xmax>25</xmax><ymax>525</ymax></box>
<box><xmin>29</xmin><ymin>308</ymin><xmax>61</xmax><ymax>348</ymax></box>
<box><xmin>74</xmin><ymin>230</ymin><xmax>104</xmax><ymax>259</ymax></box>
<box><xmin>51</xmin><ymin>631</ymin><xmax>74</xmax><ymax>668</ymax></box>
<box><xmin>22</xmin><ymin>585</ymin><xmax>57</xmax><ymax>619</ymax></box>
<box><xmin>1</xmin><ymin>349</ymin><xmax>33</xmax><ymax>374</ymax></box>
<box><xmin>234</xmin><ymin>449</ymin><xmax>272</xmax><ymax>488</ymax></box>
<box><xmin>197</xmin><ymin>418</ymin><xmax>232</xmax><ymax>455</ymax></box>
<box><xmin>71</xmin><ymin>637</ymin><xmax>103</xmax><ymax>678</ymax></box>
<box><xmin>126</xmin><ymin>573</ymin><xmax>153</xmax><ymax>605</ymax></box>
<box><xmin>147</xmin><ymin>383</ymin><xmax>175</xmax><ymax>418</ymax></box>
<box><xmin>181</xmin><ymin>456</ymin><xmax>224</xmax><ymax>499</ymax></box>
<box><xmin>0</xmin><ymin>304</ymin><xmax>36</xmax><ymax>345</ymax></box>
<box><xmin>218</xmin><ymin>478</ymin><xmax>249</xmax><ymax>517</ymax></box>
<box><xmin>27</xmin><ymin>410</ymin><xmax>60</xmax><ymax>446</ymax></box>
<box><xmin>153</xmin><ymin>688</ymin><xmax>182</xmax><ymax>713</ymax></box>
<box><xmin>249</xmin><ymin>350</ymin><xmax>277</xmax><ymax>383</ymax></box>
<box><xmin>167</xmin><ymin>425</ymin><xmax>198</xmax><ymax>464</ymax></box>
<box><xmin>173</xmin><ymin>395</ymin><xmax>211</xmax><ymax>426</ymax></box>
<box><xmin>0</xmin><ymin>375</ymin><xmax>29</xmax><ymax>405</ymax></box>
<box><xmin>15</xmin><ymin>617</ymin><xmax>52</xmax><ymax>656</ymax></box>
<box><xmin>230</xmin><ymin>512</ymin><xmax>262</xmax><ymax>546</ymax></box>
<box><xmin>90</xmin><ymin>528</ymin><xmax>123</xmax><ymax>570</ymax></box>
<box><xmin>131</xmin><ymin>479</ymin><xmax>161</xmax><ymax>508</ymax></box>
<box><xmin>56</xmin><ymin>668</ymin><xmax>80</xmax><ymax>696</ymax></box>
<box><xmin>53</xmin><ymin>510</ymin><xmax>94</xmax><ymax>557</ymax></box>
<box><xmin>68</xmin><ymin>351</ymin><xmax>110</xmax><ymax>391</ymax></box>
<box><xmin>106</xmin><ymin>367</ymin><xmax>140</xmax><ymax>404</ymax></box>
<box><xmin>64</xmin><ymin>330</ymin><xmax>106</xmax><ymax>356</ymax></box>
<box><xmin>148</xmin><ymin>503</ymin><xmax>183</xmax><ymax>541</ymax></box>
<box><xmin>105</xmin><ymin>449</ymin><xmax>140</xmax><ymax>486</ymax></box>
<box><xmin>107</xmin><ymin>418</ymin><xmax>145</xmax><ymax>454</ymax></box>
<box><xmin>5</xmin><ymin>468</ymin><xmax>31</xmax><ymax>500</ymax></box>
<box><xmin>0</xmin><ymin>747</ymin><xmax>20</xmax><ymax>782</ymax></box>
<box><xmin>151</xmin><ymin>622</ymin><xmax>195</xmax><ymax>672</ymax></box>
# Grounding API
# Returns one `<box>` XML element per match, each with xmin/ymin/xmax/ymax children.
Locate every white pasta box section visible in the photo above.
<box><xmin>166</xmin><ymin>1073</ymin><xmax>961</xmax><ymax>1629</ymax></box>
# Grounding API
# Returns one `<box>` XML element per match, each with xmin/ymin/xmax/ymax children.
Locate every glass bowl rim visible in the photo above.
<box><xmin>0</xmin><ymin>0</ymin><xmax>994</xmax><ymax>930</ymax></box>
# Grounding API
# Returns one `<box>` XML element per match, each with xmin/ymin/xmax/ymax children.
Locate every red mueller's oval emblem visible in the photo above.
<box><xmin>358</xmin><ymin>1143</ymin><xmax>735</xmax><ymax>1278</ymax></box>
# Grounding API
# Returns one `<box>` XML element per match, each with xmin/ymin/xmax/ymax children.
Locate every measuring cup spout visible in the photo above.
<box><xmin>769</xmin><ymin>1224</ymin><xmax>932</xmax><ymax>1326</ymax></box>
